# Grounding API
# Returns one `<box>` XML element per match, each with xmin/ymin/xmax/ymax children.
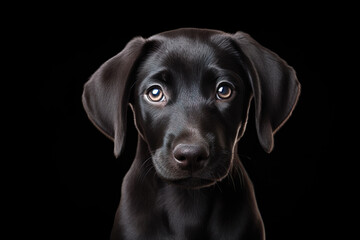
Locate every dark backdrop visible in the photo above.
<box><xmin>26</xmin><ymin>3</ymin><xmax>344</xmax><ymax>240</ymax></box>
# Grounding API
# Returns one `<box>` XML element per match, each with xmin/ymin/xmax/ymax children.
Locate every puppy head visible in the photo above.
<box><xmin>82</xmin><ymin>28</ymin><xmax>300</xmax><ymax>188</ymax></box>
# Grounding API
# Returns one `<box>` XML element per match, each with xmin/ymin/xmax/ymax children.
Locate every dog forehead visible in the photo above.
<box><xmin>153</xmin><ymin>37</ymin><xmax>216</xmax><ymax>66</ymax></box>
<box><xmin>150</xmin><ymin>27</ymin><xmax>225</xmax><ymax>46</ymax></box>
<box><xmin>154</xmin><ymin>27</ymin><xmax>225</xmax><ymax>37</ymax></box>
<box><xmin>142</xmin><ymin>29</ymin><xmax>236</xmax><ymax>74</ymax></box>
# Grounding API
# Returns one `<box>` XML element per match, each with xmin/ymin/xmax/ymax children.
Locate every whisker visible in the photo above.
<box><xmin>232</xmin><ymin>158</ymin><xmax>245</xmax><ymax>189</ymax></box>
<box><xmin>214</xmin><ymin>176</ymin><xmax>223</xmax><ymax>193</ymax></box>
<box><xmin>139</xmin><ymin>156</ymin><xmax>151</xmax><ymax>169</ymax></box>
<box><xmin>137</xmin><ymin>156</ymin><xmax>154</xmax><ymax>184</ymax></box>
<box><xmin>228</xmin><ymin>166</ymin><xmax>237</xmax><ymax>190</ymax></box>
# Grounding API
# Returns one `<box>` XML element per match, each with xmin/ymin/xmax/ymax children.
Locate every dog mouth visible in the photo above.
<box><xmin>153</xmin><ymin>160</ymin><xmax>231</xmax><ymax>189</ymax></box>
<box><xmin>151</xmin><ymin>146</ymin><xmax>233</xmax><ymax>189</ymax></box>
<box><xmin>153</xmin><ymin>161</ymin><xmax>218</xmax><ymax>188</ymax></box>
<box><xmin>165</xmin><ymin>177</ymin><xmax>217</xmax><ymax>189</ymax></box>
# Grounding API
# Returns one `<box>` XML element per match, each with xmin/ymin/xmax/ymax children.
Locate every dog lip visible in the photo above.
<box><xmin>152</xmin><ymin>152</ymin><xmax>231</xmax><ymax>187</ymax></box>
<box><xmin>168</xmin><ymin>177</ymin><xmax>217</xmax><ymax>189</ymax></box>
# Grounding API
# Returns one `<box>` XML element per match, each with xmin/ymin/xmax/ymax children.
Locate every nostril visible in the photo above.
<box><xmin>173</xmin><ymin>144</ymin><xmax>209</xmax><ymax>170</ymax></box>
<box><xmin>173</xmin><ymin>145</ymin><xmax>189</xmax><ymax>163</ymax></box>
<box><xmin>176</xmin><ymin>155</ymin><xmax>187</xmax><ymax>162</ymax></box>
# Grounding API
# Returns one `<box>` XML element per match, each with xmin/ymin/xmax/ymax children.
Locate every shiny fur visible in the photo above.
<box><xmin>82</xmin><ymin>28</ymin><xmax>300</xmax><ymax>239</ymax></box>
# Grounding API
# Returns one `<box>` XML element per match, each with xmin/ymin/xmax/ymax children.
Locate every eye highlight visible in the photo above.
<box><xmin>216</xmin><ymin>82</ymin><xmax>233</xmax><ymax>100</ymax></box>
<box><xmin>146</xmin><ymin>86</ymin><xmax>165</xmax><ymax>102</ymax></box>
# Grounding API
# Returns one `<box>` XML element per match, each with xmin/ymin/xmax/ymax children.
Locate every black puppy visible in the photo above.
<box><xmin>82</xmin><ymin>28</ymin><xmax>300</xmax><ymax>240</ymax></box>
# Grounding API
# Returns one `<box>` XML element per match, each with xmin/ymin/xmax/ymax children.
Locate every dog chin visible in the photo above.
<box><xmin>168</xmin><ymin>177</ymin><xmax>217</xmax><ymax>189</ymax></box>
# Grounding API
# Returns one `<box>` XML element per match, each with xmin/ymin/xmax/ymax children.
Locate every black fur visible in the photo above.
<box><xmin>82</xmin><ymin>28</ymin><xmax>300</xmax><ymax>239</ymax></box>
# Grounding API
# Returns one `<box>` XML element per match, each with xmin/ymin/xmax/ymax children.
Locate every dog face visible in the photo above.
<box><xmin>82</xmin><ymin>28</ymin><xmax>300</xmax><ymax>189</ymax></box>
<box><xmin>132</xmin><ymin>33</ymin><xmax>251</xmax><ymax>188</ymax></box>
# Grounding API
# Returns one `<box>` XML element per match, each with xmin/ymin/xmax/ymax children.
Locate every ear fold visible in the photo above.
<box><xmin>233</xmin><ymin>32</ymin><xmax>301</xmax><ymax>153</ymax></box>
<box><xmin>82</xmin><ymin>37</ymin><xmax>146</xmax><ymax>157</ymax></box>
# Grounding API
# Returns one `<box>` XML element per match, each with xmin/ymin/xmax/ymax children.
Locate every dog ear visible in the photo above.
<box><xmin>82</xmin><ymin>37</ymin><xmax>146</xmax><ymax>157</ymax></box>
<box><xmin>233</xmin><ymin>32</ymin><xmax>301</xmax><ymax>153</ymax></box>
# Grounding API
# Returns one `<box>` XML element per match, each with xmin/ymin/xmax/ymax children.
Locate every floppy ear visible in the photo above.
<box><xmin>233</xmin><ymin>32</ymin><xmax>301</xmax><ymax>153</ymax></box>
<box><xmin>82</xmin><ymin>37</ymin><xmax>146</xmax><ymax>157</ymax></box>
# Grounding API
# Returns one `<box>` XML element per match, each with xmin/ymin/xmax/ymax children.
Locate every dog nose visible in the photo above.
<box><xmin>173</xmin><ymin>144</ymin><xmax>209</xmax><ymax>171</ymax></box>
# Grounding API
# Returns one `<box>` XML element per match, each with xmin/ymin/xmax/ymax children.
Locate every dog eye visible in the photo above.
<box><xmin>216</xmin><ymin>83</ymin><xmax>233</xmax><ymax>100</ymax></box>
<box><xmin>146</xmin><ymin>86</ymin><xmax>165</xmax><ymax>102</ymax></box>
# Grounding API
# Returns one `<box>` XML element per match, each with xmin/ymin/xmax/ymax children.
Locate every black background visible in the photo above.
<box><xmin>16</xmin><ymin>3</ymin><xmax>349</xmax><ymax>240</ymax></box>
